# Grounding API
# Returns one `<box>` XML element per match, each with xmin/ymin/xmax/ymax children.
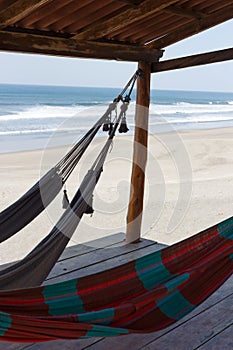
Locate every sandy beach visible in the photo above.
<box><xmin>1</xmin><ymin>126</ymin><xmax>233</xmax><ymax>265</ymax></box>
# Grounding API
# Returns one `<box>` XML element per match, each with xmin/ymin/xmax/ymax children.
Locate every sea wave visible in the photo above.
<box><xmin>149</xmin><ymin>115</ymin><xmax>233</xmax><ymax>126</ymax></box>
<box><xmin>1</xmin><ymin>101</ymin><xmax>233</xmax><ymax>137</ymax></box>
<box><xmin>150</xmin><ymin>102</ymin><xmax>233</xmax><ymax>115</ymax></box>
<box><xmin>0</xmin><ymin>126</ymin><xmax>88</xmax><ymax>136</ymax></box>
<box><xmin>1</xmin><ymin>102</ymin><xmax>233</xmax><ymax>122</ymax></box>
<box><xmin>0</xmin><ymin>104</ymin><xmax>90</xmax><ymax>121</ymax></box>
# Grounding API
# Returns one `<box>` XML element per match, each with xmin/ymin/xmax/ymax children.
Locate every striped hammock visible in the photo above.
<box><xmin>0</xmin><ymin>216</ymin><xmax>232</xmax><ymax>342</ymax></box>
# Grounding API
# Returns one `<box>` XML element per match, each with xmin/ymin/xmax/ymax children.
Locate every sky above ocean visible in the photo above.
<box><xmin>0</xmin><ymin>20</ymin><xmax>232</xmax><ymax>93</ymax></box>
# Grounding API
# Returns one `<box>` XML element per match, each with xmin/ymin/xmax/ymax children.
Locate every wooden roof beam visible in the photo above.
<box><xmin>0</xmin><ymin>30</ymin><xmax>163</xmax><ymax>62</ymax></box>
<box><xmin>0</xmin><ymin>0</ymin><xmax>53</xmax><ymax>29</ymax></box>
<box><xmin>163</xmin><ymin>5</ymin><xmax>206</xmax><ymax>20</ymax></box>
<box><xmin>152</xmin><ymin>48</ymin><xmax>233</xmax><ymax>72</ymax></box>
<box><xmin>148</xmin><ymin>4</ymin><xmax>233</xmax><ymax>48</ymax></box>
<box><xmin>73</xmin><ymin>0</ymin><xmax>180</xmax><ymax>40</ymax></box>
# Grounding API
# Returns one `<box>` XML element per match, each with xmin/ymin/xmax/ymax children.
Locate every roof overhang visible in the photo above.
<box><xmin>0</xmin><ymin>1</ymin><xmax>232</xmax><ymax>65</ymax></box>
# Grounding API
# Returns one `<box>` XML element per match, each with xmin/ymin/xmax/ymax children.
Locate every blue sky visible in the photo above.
<box><xmin>0</xmin><ymin>19</ymin><xmax>232</xmax><ymax>92</ymax></box>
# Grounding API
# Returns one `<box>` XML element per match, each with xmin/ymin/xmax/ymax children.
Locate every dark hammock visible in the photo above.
<box><xmin>0</xmin><ymin>215</ymin><xmax>232</xmax><ymax>342</ymax></box>
<box><xmin>0</xmin><ymin>104</ymin><xmax>127</xmax><ymax>290</ymax></box>
<box><xmin>0</xmin><ymin>69</ymin><xmax>139</xmax><ymax>243</ymax></box>
<box><xmin>0</xmin><ymin>114</ymin><xmax>104</xmax><ymax>243</ymax></box>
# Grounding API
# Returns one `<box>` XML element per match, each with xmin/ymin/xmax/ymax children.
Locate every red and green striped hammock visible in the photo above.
<box><xmin>0</xmin><ymin>216</ymin><xmax>232</xmax><ymax>342</ymax></box>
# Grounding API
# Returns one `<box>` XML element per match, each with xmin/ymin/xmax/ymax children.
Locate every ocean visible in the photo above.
<box><xmin>0</xmin><ymin>83</ymin><xmax>233</xmax><ymax>153</ymax></box>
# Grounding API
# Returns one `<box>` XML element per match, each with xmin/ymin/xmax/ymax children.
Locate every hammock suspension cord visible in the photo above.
<box><xmin>0</xmin><ymin>70</ymin><xmax>232</xmax><ymax>342</ymax></box>
<box><xmin>102</xmin><ymin>69</ymin><xmax>142</xmax><ymax>134</ymax></box>
<box><xmin>0</xmin><ymin>70</ymin><xmax>140</xmax><ymax>243</ymax></box>
<box><xmin>0</xmin><ymin>72</ymin><xmax>140</xmax><ymax>290</ymax></box>
<box><xmin>54</xmin><ymin>69</ymin><xmax>141</xmax><ymax>183</ymax></box>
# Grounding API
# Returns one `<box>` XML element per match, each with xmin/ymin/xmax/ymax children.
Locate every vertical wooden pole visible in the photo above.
<box><xmin>126</xmin><ymin>61</ymin><xmax>151</xmax><ymax>243</ymax></box>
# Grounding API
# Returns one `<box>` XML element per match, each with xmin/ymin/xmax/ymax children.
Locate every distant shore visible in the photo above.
<box><xmin>1</xmin><ymin>127</ymin><xmax>233</xmax><ymax>266</ymax></box>
<box><xmin>1</xmin><ymin>122</ymin><xmax>233</xmax><ymax>155</ymax></box>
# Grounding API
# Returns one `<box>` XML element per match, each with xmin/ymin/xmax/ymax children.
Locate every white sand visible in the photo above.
<box><xmin>1</xmin><ymin>127</ymin><xmax>233</xmax><ymax>265</ymax></box>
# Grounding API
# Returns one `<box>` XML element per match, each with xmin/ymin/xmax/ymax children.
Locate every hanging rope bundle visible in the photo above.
<box><xmin>0</xmin><ymin>103</ymin><xmax>124</xmax><ymax>290</ymax></box>
<box><xmin>102</xmin><ymin>96</ymin><xmax>121</xmax><ymax>132</ymax></box>
<box><xmin>102</xmin><ymin>117</ymin><xmax>110</xmax><ymax>131</ymax></box>
<box><xmin>0</xmin><ymin>71</ymin><xmax>141</xmax><ymax>290</ymax></box>
<box><xmin>119</xmin><ymin>96</ymin><xmax>131</xmax><ymax>133</ymax></box>
<box><xmin>0</xmin><ymin>68</ymin><xmax>232</xmax><ymax>343</ymax></box>
<box><xmin>102</xmin><ymin>70</ymin><xmax>142</xmax><ymax>135</ymax></box>
<box><xmin>0</xmin><ymin>71</ymin><xmax>140</xmax><ymax>243</ymax></box>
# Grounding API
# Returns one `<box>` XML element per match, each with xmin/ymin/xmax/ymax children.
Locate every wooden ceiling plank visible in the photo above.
<box><xmin>203</xmin><ymin>0</ymin><xmax>233</xmax><ymax>14</ymax></box>
<box><xmin>133</xmin><ymin>17</ymin><xmax>192</xmax><ymax>43</ymax></box>
<box><xmin>0</xmin><ymin>0</ymin><xmax>53</xmax><ymax>28</ymax></box>
<box><xmin>163</xmin><ymin>4</ymin><xmax>206</xmax><ymax>19</ymax></box>
<box><xmin>117</xmin><ymin>0</ymin><xmax>141</xmax><ymax>7</ymax></box>
<box><xmin>49</xmin><ymin>0</ymin><xmax>115</xmax><ymax>32</ymax></box>
<box><xmin>17</xmin><ymin>0</ymin><xmax>75</xmax><ymax>28</ymax></box>
<box><xmin>72</xmin><ymin>0</ymin><xmax>180</xmax><ymax>40</ymax></box>
<box><xmin>34</xmin><ymin>0</ymin><xmax>95</xmax><ymax>30</ymax></box>
<box><xmin>62</xmin><ymin>2</ymin><xmax>126</xmax><ymax>33</ymax></box>
<box><xmin>0</xmin><ymin>30</ymin><xmax>163</xmax><ymax>62</ymax></box>
<box><xmin>181</xmin><ymin>0</ymin><xmax>209</xmax><ymax>8</ymax></box>
<box><xmin>105</xmin><ymin>10</ymin><xmax>163</xmax><ymax>39</ymax></box>
<box><xmin>0</xmin><ymin>1</ymin><xmax>16</xmax><ymax>13</ymax></box>
<box><xmin>178</xmin><ymin>0</ymin><xmax>214</xmax><ymax>13</ymax></box>
<box><xmin>118</xmin><ymin>13</ymin><xmax>178</xmax><ymax>42</ymax></box>
<box><xmin>115</xmin><ymin>8</ymin><xmax>191</xmax><ymax>42</ymax></box>
<box><xmin>192</xmin><ymin>0</ymin><xmax>233</xmax><ymax>13</ymax></box>
<box><xmin>149</xmin><ymin>4</ymin><xmax>233</xmax><ymax>48</ymax></box>
<box><xmin>152</xmin><ymin>47</ymin><xmax>233</xmax><ymax>72</ymax></box>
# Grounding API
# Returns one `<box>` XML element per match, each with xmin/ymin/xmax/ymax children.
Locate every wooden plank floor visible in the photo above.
<box><xmin>0</xmin><ymin>233</ymin><xmax>232</xmax><ymax>350</ymax></box>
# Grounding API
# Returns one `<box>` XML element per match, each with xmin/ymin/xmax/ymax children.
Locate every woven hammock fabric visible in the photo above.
<box><xmin>0</xmin><ymin>216</ymin><xmax>232</xmax><ymax>342</ymax></box>
<box><xmin>0</xmin><ymin>115</ymin><xmax>124</xmax><ymax>290</ymax></box>
<box><xmin>0</xmin><ymin>69</ymin><xmax>137</xmax><ymax>244</ymax></box>
<box><xmin>0</xmin><ymin>123</ymin><xmax>101</xmax><ymax>243</ymax></box>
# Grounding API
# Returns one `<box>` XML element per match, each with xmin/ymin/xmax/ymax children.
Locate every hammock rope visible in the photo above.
<box><xmin>0</xmin><ymin>70</ymin><xmax>231</xmax><ymax>342</ymax></box>
<box><xmin>0</xmin><ymin>71</ymin><xmax>139</xmax><ymax>243</ymax></box>
<box><xmin>0</xmin><ymin>76</ymin><xmax>138</xmax><ymax>290</ymax></box>
<box><xmin>0</xmin><ymin>215</ymin><xmax>232</xmax><ymax>342</ymax></box>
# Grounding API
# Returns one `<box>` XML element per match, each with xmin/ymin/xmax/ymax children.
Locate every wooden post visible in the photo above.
<box><xmin>126</xmin><ymin>61</ymin><xmax>151</xmax><ymax>243</ymax></box>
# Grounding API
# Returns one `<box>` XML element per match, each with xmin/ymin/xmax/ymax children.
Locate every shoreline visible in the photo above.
<box><xmin>1</xmin><ymin>126</ymin><xmax>233</xmax><ymax>265</ymax></box>
<box><xmin>1</xmin><ymin>123</ymin><xmax>233</xmax><ymax>155</ymax></box>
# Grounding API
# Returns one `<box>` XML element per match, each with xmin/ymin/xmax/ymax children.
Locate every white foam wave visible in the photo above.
<box><xmin>149</xmin><ymin>115</ymin><xmax>233</xmax><ymax>126</ymax></box>
<box><xmin>150</xmin><ymin>102</ymin><xmax>233</xmax><ymax>115</ymax></box>
<box><xmin>0</xmin><ymin>105</ymin><xmax>89</xmax><ymax>121</ymax></box>
<box><xmin>2</xmin><ymin>102</ymin><xmax>233</xmax><ymax>122</ymax></box>
<box><xmin>176</xmin><ymin>102</ymin><xmax>193</xmax><ymax>106</ymax></box>
<box><xmin>0</xmin><ymin>126</ymin><xmax>86</xmax><ymax>136</ymax></box>
<box><xmin>1</xmin><ymin>102</ymin><xmax>233</xmax><ymax>136</ymax></box>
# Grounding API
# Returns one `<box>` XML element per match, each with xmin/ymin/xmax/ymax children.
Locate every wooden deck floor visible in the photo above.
<box><xmin>0</xmin><ymin>233</ymin><xmax>232</xmax><ymax>350</ymax></box>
